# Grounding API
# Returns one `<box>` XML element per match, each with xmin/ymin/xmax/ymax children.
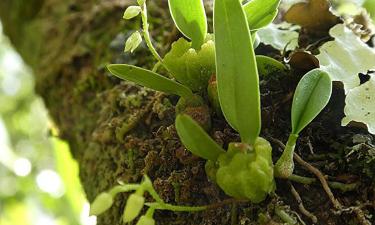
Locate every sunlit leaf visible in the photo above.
<box><xmin>168</xmin><ymin>0</ymin><xmax>207</xmax><ymax>49</ymax></box>
<box><xmin>317</xmin><ymin>24</ymin><xmax>375</xmax><ymax>93</ymax></box>
<box><xmin>284</xmin><ymin>0</ymin><xmax>341</xmax><ymax>31</ymax></box>
<box><xmin>244</xmin><ymin>0</ymin><xmax>281</xmax><ymax>30</ymax></box>
<box><xmin>342</xmin><ymin>77</ymin><xmax>375</xmax><ymax>134</ymax></box>
<box><xmin>175</xmin><ymin>114</ymin><xmax>225</xmax><ymax>161</ymax></box>
<box><xmin>364</xmin><ymin>0</ymin><xmax>375</xmax><ymax>21</ymax></box>
<box><xmin>214</xmin><ymin>0</ymin><xmax>261</xmax><ymax>144</ymax></box>
<box><xmin>257</xmin><ymin>22</ymin><xmax>299</xmax><ymax>52</ymax></box>
<box><xmin>291</xmin><ymin>69</ymin><xmax>332</xmax><ymax>134</ymax></box>
<box><xmin>107</xmin><ymin>64</ymin><xmax>193</xmax><ymax>98</ymax></box>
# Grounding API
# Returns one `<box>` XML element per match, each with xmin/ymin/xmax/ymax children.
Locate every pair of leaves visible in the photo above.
<box><xmin>168</xmin><ymin>0</ymin><xmax>279</xmax><ymax>50</ymax></box>
<box><xmin>107</xmin><ymin>64</ymin><xmax>193</xmax><ymax>99</ymax></box>
<box><xmin>214</xmin><ymin>0</ymin><xmax>260</xmax><ymax>145</ymax></box>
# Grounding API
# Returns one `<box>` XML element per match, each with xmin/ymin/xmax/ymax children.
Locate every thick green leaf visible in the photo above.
<box><xmin>107</xmin><ymin>64</ymin><xmax>193</xmax><ymax>98</ymax></box>
<box><xmin>214</xmin><ymin>0</ymin><xmax>261</xmax><ymax>145</ymax></box>
<box><xmin>168</xmin><ymin>0</ymin><xmax>207</xmax><ymax>49</ymax></box>
<box><xmin>291</xmin><ymin>69</ymin><xmax>332</xmax><ymax>134</ymax></box>
<box><xmin>256</xmin><ymin>55</ymin><xmax>287</xmax><ymax>77</ymax></box>
<box><xmin>244</xmin><ymin>0</ymin><xmax>281</xmax><ymax>30</ymax></box>
<box><xmin>175</xmin><ymin>115</ymin><xmax>225</xmax><ymax>161</ymax></box>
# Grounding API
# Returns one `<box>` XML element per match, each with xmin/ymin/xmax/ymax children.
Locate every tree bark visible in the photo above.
<box><xmin>1</xmin><ymin>1</ymin><xmax>374</xmax><ymax>225</ymax></box>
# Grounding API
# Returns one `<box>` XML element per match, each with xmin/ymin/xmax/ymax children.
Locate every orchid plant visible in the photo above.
<box><xmin>91</xmin><ymin>0</ymin><xmax>333</xmax><ymax>223</ymax></box>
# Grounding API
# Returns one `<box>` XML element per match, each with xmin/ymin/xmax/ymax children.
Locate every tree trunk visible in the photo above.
<box><xmin>1</xmin><ymin>1</ymin><xmax>374</xmax><ymax>225</ymax></box>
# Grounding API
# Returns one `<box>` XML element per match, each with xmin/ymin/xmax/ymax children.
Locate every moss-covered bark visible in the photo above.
<box><xmin>1</xmin><ymin>1</ymin><xmax>374</xmax><ymax>225</ymax></box>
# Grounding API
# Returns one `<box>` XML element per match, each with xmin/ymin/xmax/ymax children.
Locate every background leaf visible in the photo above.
<box><xmin>214</xmin><ymin>0</ymin><xmax>261</xmax><ymax>144</ymax></box>
<box><xmin>107</xmin><ymin>64</ymin><xmax>193</xmax><ymax>98</ymax></box>
<box><xmin>257</xmin><ymin>22</ymin><xmax>299</xmax><ymax>52</ymax></box>
<box><xmin>291</xmin><ymin>69</ymin><xmax>332</xmax><ymax>134</ymax></box>
<box><xmin>244</xmin><ymin>0</ymin><xmax>281</xmax><ymax>30</ymax></box>
<box><xmin>342</xmin><ymin>76</ymin><xmax>375</xmax><ymax>134</ymax></box>
<box><xmin>168</xmin><ymin>0</ymin><xmax>207</xmax><ymax>49</ymax></box>
<box><xmin>316</xmin><ymin>24</ymin><xmax>375</xmax><ymax>93</ymax></box>
<box><xmin>175</xmin><ymin>115</ymin><xmax>225</xmax><ymax>161</ymax></box>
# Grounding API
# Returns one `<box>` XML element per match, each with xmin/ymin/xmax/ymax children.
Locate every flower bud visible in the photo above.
<box><xmin>137</xmin><ymin>0</ymin><xmax>145</xmax><ymax>5</ymax></box>
<box><xmin>123</xmin><ymin>6</ymin><xmax>141</xmax><ymax>20</ymax></box>
<box><xmin>89</xmin><ymin>192</ymin><xmax>114</xmax><ymax>216</ymax></box>
<box><xmin>125</xmin><ymin>31</ymin><xmax>142</xmax><ymax>53</ymax></box>
<box><xmin>123</xmin><ymin>194</ymin><xmax>145</xmax><ymax>222</ymax></box>
<box><xmin>136</xmin><ymin>215</ymin><xmax>155</xmax><ymax>225</ymax></box>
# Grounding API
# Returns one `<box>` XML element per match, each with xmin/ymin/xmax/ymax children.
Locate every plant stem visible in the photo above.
<box><xmin>140</xmin><ymin>2</ymin><xmax>164</xmax><ymax>64</ymax></box>
<box><xmin>274</xmin><ymin>134</ymin><xmax>298</xmax><ymax>178</ymax></box>
<box><xmin>109</xmin><ymin>184</ymin><xmax>140</xmax><ymax>196</ymax></box>
<box><xmin>146</xmin><ymin>202</ymin><xmax>207</xmax><ymax>212</ymax></box>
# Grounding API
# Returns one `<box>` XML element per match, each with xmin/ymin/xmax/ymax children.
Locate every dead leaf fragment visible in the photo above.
<box><xmin>284</xmin><ymin>0</ymin><xmax>341</xmax><ymax>31</ymax></box>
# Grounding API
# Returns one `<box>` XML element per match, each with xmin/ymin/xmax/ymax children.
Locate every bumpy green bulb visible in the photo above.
<box><xmin>215</xmin><ymin>137</ymin><xmax>275</xmax><ymax>203</ymax></box>
<box><xmin>163</xmin><ymin>34</ymin><xmax>215</xmax><ymax>92</ymax></box>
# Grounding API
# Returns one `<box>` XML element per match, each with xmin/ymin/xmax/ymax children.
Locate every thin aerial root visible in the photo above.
<box><xmin>289</xmin><ymin>183</ymin><xmax>318</xmax><ymax>224</ymax></box>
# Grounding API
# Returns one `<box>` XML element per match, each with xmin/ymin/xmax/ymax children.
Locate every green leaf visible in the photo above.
<box><xmin>291</xmin><ymin>69</ymin><xmax>332</xmax><ymax>134</ymax></box>
<box><xmin>244</xmin><ymin>0</ymin><xmax>281</xmax><ymax>30</ymax></box>
<box><xmin>316</xmin><ymin>24</ymin><xmax>375</xmax><ymax>93</ymax></box>
<box><xmin>257</xmin><ymin>22</ymin><xmax>299</xmax><ymax>52</ymax></box>
<box><xmin>124</xmin><ymin>31</ymin><xmax>142</xmax><ymax>53</ymax></box>
<box><xmin>168</xmin><ymin>0</ymin><xmax>207</xmax><ymax>49</ymax></box>
<box><xmin>175</xmin><ymin>115</ymin><xmax>225</xmax><ymax>161</ymax></box>
<box><xmin>214</xmin><ymin>0</ymin><xmax>261</xmax><ymax>145</ymax></box>
<box><xmin>123</xmin><ymin>6</ymin><xmax>142</xmax><ymax>20</ymax></box>
<box><xmin>342</xmin><ymin>77</ymin><xmax>375</xmax><ymax>135</ymax></box>
<box><xmin>256</xmin><ymin>55</ymin><xmax>287</xmax><ymax>77</ymax></box>
<box><xmin>107</xmin><ymin>64</ymin><xmax>193</xmax><ymax>98</ymax></box>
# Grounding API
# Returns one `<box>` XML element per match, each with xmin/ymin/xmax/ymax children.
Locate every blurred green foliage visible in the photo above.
<box><xmin>0</xmin><ymin>22</ymin><xmax>93</xmax><ymax>225</ymax></box>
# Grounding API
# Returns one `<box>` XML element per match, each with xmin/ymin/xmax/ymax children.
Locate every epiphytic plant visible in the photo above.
<box><xmin>93</xmin><ymin>0</ymin><xmax>334</xmax><ymax>220</ymax></box>
<box><xmin>176</xmin><ymin>0</ymin><xmax>332</xmax><ymax>202</ymax></box>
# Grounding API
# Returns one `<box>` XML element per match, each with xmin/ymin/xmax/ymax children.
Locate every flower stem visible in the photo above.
<box><xmin>145</xmin><ymin>202</ymin><xmax>207</xmax><ymax>212</ymax></box>
<box><xmin>140</xmin><ymin>2</ymin><xmax>164</xmax><ymax>64</ymax></box>
<box><xmin>109</xmin><ymin>184</ymin><xmax>140</xmax><ymax>196</ymax></box>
